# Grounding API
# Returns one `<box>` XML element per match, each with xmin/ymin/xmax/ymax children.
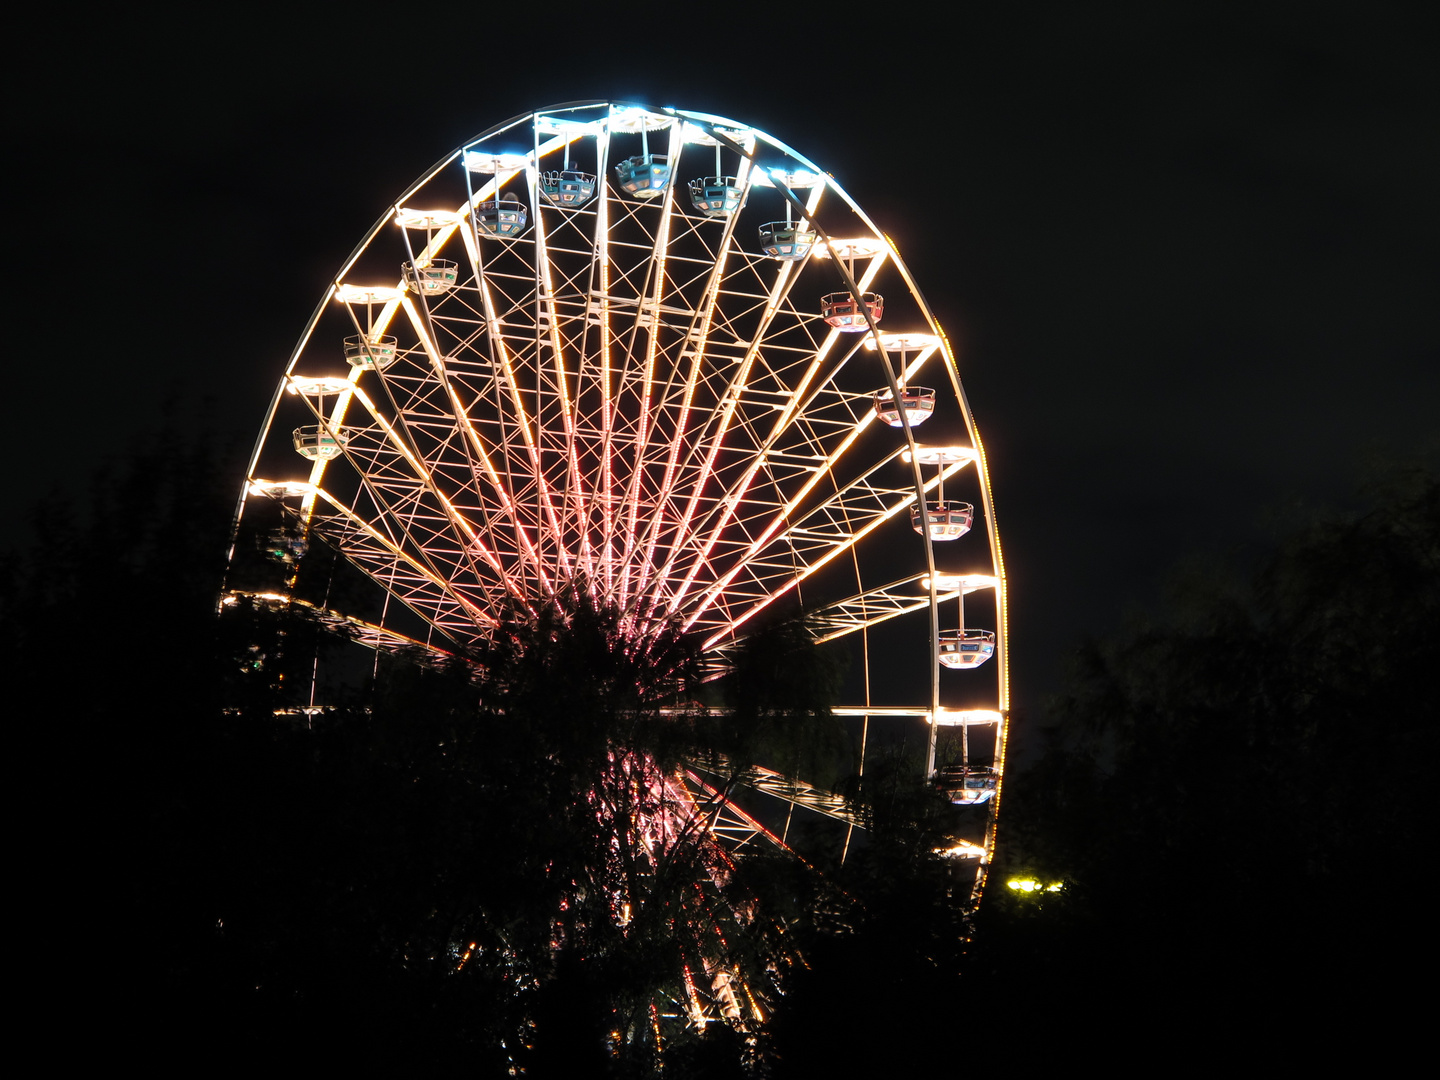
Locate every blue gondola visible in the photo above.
<box><xmin>758</xmin><ymin>221</ymin><xmax>816</xmax><ymax>260</ymax></box>
<box><xmin>541</xmin><ymin>170</ymin><xmax>597</xmax><ymax>208</ymax></box>
<box><xmin>689</xmin><ymin>176</ymin><xmax>741</xmax><ymax>216</ymax></box>
<box><xmin>475</xmin><ymin>196</ymin><xmax>528</xmax><ymax>238</ymax></box>
<box><xmin>261</xmin><ymin>528</ymin><xmax>308</xmax><ymax>566</ymax></box>
<box><xmin>615</xmin><ymin>155</ymin><xmax>671</xmax><ymax>199</ymax></box>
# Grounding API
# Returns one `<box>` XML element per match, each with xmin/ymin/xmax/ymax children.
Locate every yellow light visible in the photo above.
<box><xmin>1007</xmin><ymin>878</ymin><xmax>1063</xmax><ymax>895</ymax></box>
<box><xmin>920</xmin><ymin>573</ymin><xmax>998</xmax><ymax>593</ymax></box>
<box><xmin>334</xmin><ymin>283</ymin><xmax>404</xmax><ymax>305</ymax></box>
<box><xmin>902</xmin><ymin>445</ymin><xmax>975</xmax><ymax>466</ymax></box>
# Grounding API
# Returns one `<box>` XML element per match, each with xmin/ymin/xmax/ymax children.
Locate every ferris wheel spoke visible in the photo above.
<box><xmin>676</xmin><ymin>337</ymin><xmax>945</xmax><ymax>615</ymax></box>
<box><xmin>657</xmin><ymin>228</ymin><xmax>887</xmax><ymax>611</ymax></box>
<box><xmin>321</xmin><ymin>476</ymin><xmax>496</xmax><ymax>616</ymax></box>
<box><xmin>570</xmin><ymin>182</ymin><xmax>636</xmax><ymax>589</ymax></box>
<box><xmin>639</xmin><ymin>240</ymin><xmax>830</xmax><ymax>605</ymax></box>
<box><xmin>251</xmin><ymin>479</ymin><xmax>495</xmax><ymax>634</ymax></box>
<box><xmin>422</xmin><ymin>316</ymin><xmax>562</xmax><ymax>597</ymax></box>
<box><xmin>333</xmin><ymin>382</ymin><xmax>521</xmax><ymax>601</ymax></box>
<box><xmin>649</xmin><ymin>250</ymin><xmax>815</xmax><ymax>614</ymax></box>
<box><xmin>387</xmin><ymin>341</ymin><xmax>553</xmax><ymax>594</ymax></box>
<box><xmin>614</xmin><ymin>126</ymin><xmax>685</xmax><ymax>607</ymax></box>
<box><xmin>801</xmin><ymin>572</ymin><xmax>999</xmax><ymax>644</ymax></box>
<box><xmin>694</xmin><ymin>760</ymin><xmax>859</xmax><ymax>828</ymax></box>
<box><xmin>682</xmin><ymin>770</ymin><xmax>797</xmax><ymax>858</ymax></box>
<box><xmin>693</xmin><ymin>451</ymin><xmax>976</xmax><ymax>645</ymax></box>
<box><xmin>527</xmin><ymin>180</ymin><xmax>601</xmax><ymax>583</ymax></box>
<box><xmin>627</xmin><ymin>170</ymin><xmax>759</xmax><ymax>615</ymax></box>
<box><xmin>224</xmin><ymin>591</ymin><xmax>457</xmax><ymax>656</ymax></box>
<box><xmin>462</xmin><ymin>231</ymin><xmax>574</xmax><ymax>586</ymax></box>
<box><xmin>452</xmin><ymin>171</ymin><xmax>573</xmax><ymax>587</ymax></box>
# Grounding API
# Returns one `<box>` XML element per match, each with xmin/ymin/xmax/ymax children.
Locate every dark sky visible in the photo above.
<box><xmin>10</xmin><ymin>2</ymin><xmax>1436</xmax><ymax>712</ymax></box>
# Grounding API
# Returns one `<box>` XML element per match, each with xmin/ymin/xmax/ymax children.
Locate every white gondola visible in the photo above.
<box><xmin>342</xmin><ymin>334</ymin><xmax>398</xmax><ymax>371</ymax></box>
<box><xmin>873</xmin><ymin>386</ymin><xmax>936</xmax><ymax>427</ymax></box>
<box><xmin>910</xmin><ymin>500</ymin><xmax>974</xmax><ymax>541</ymax></box>
<box><xmin>402</xmin><ymin>259</ymin><xmax>459</xmax><ymax>295</ymax></box>
<box><xmin>938</xmin><ymin>630</ymin><xmax>996</xmax><ymax>669</ymax></box>
<box><xmin>292</xmin><ymin>425</ymin><xmax>348</xmax><ymax>461</ymax></box>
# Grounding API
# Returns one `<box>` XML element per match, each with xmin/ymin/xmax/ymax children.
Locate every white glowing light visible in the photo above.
<box><xmin>394</xmin><ymin>207</ymin><xmax>464</xmax><ymax>230</ymax></box>
<box><xmin>814</xmin><ymin>237</ymin><xmax>888</xmax><ymax>261</ymax></box>
<box><xmin>287</xmin><ymin>375</ymin><xmax>353</xmax><ymax>396</ymax></box>
<box><xmin>863</xmin><ymin>331</ymin><xmax>943</xmax><ymax>352</ymax></box>
<box><xmin>534</xmin><ymin>116</ymin><xmax>603</xmax><ymax>136</ymax></box>
<box><xmin>335</xmin><ymin>283</ymin><xmax>404</xmax><ymax>305</ymax></box>
<box><xmin>919</xmin><ymin>573</ymin><xmax>998</xmax><ymax>593</ymax></box>
<box><xmin>902</xmin><ymin>445</ymin><xmax>976</xmax><ymax>466</ymax></box>
<box><xmin>248</xmin><ymin>479</ymin><xmax>316</xmax><ymax>498</ymax></box>
<box><xmin>607</xmin><ymin>107</ymin><xmax>675</xmax><ymax>133</ymax></box>
<box><xmin>462</xmin><ymin>150</ymin><xmax>530</xmax><ymax>173</ymax></box>
<box><xmin>932</xmin><ymin>709</ymin><xmax>1004</xmax><ymax>727</ymax></box>
<box><xmin>680</xmin><ymin>121</ymin><xmax>754</xmax><ymax>151</ymax></box>
<box><xmin>750</xmin><ymin>167</ymin><xmax>824</xmax><ymax>190</ymax></box>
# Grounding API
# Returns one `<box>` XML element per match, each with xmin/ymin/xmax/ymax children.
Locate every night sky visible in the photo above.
<box><xmin>12</xmin><ymin>2</ymin><xmax>1436</xmax><ymax>715</ymax></box>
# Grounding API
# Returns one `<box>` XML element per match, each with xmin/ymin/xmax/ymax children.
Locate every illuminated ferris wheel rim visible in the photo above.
<box><xmin>233</xmin><ymin>100</ymin><xmax>1009</xmax><ymax>861</ymax></box>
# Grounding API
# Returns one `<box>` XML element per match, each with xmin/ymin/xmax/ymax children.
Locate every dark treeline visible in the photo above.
<box><xmin>969</xmin><ymin>458</ymin><xmax>1438</xmax><ymax>1045</ymax></box>
<box><xmin>7</xmin><ymin>431</ymin><xmax>972</xmax><ymax>1073</ymax></box>
<box><xmin>8</xmin><ymin>438</ymin><xmax>1434</xmax><ymax>1069</ymax></box>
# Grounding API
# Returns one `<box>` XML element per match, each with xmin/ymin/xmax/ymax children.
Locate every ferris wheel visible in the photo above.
<box><xmin>230</xmin><ymin>102</ymin><xmax>1009</xmax><ymax>894</ymax></box>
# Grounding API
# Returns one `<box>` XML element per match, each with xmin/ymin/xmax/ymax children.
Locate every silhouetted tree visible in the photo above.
<box><xmin>972</xmin><ymin>462</ymin><xmax>1439</xmax><ymax>1037</ymax></box>
<box><xmin>8</xmin><ymin>430</ymin><xmax>980</xmax><ymax>1073</ymax></box>
<box><xmin>200</xmin><ymin>588</ymin><xmax>859</xmax><ymax>1073</ymax></box>
<box><xmin>712</xmin><ymin>613</ymin><xmax>847</xmax><ymax>784</ymax></box>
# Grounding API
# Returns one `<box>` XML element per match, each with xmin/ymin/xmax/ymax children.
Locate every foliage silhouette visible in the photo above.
<box><xmin>970</xmin><ymin>461</ymin><xmax>1439</xmax><ymax>1039</ymax></box>
<box><xmin>6</xmin><ymin>428</ymin><xmax>981</xmax><ymax>1072</ymax></box>
<box><xmin>208</xmin><ymin>586</ymin><xmax>864</xmax><ymax>1072</ymax></box>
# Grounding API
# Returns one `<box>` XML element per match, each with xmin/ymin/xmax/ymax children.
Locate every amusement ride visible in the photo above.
<box><xmin>225</xmin><ymin>101</ymin><xmax>1010</xmax><ymax>1037</ymax></box>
